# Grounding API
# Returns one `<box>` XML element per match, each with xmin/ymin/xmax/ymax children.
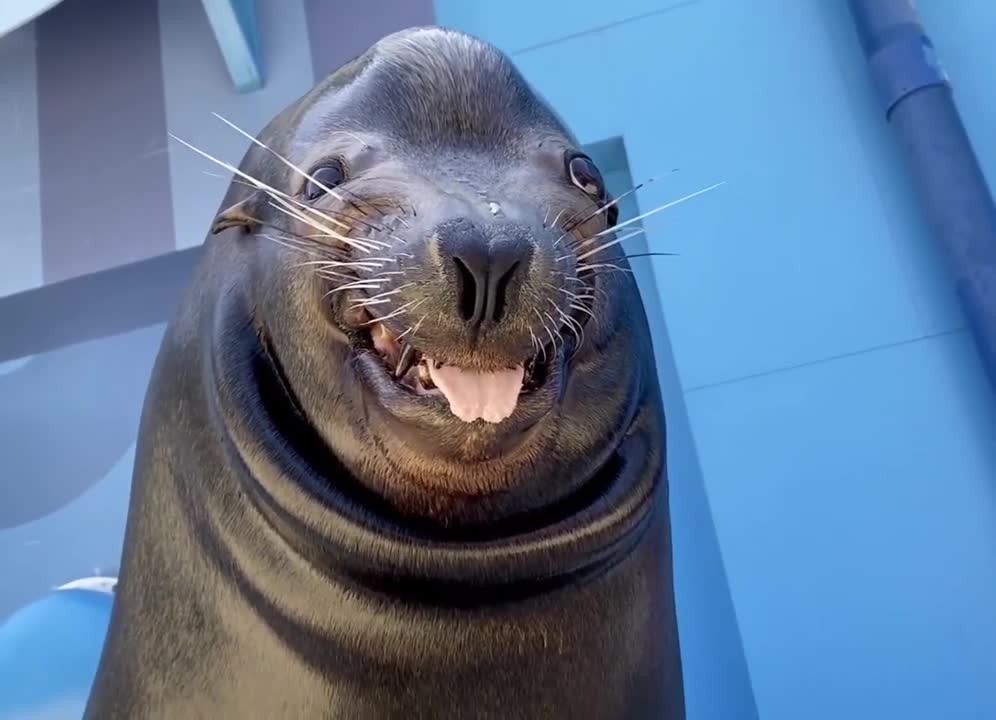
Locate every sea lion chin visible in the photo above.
<box><xmin>84</xmin><ymin>26</ymin><xmax>686</xmax><ymax>719</ymax></box>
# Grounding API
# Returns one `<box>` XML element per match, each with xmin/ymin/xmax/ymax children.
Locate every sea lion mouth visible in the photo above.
<box><xmin>345</xmin><ymin>314</ymin><xmax>562</xmax><ymax>425</ymax></box>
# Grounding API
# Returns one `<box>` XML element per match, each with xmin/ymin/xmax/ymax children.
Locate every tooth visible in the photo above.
<box><xmin>395</xmin><ymin>343</ymin><xmax>416</xmax><ymax>378</ymax></box>
<box><xmin>418</xmin><ymin>362</ymin><xmax>433</xmax><ymax>387</ymax></box>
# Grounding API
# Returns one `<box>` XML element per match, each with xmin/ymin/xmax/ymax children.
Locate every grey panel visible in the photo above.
<box><xmin>304</xmin><ymin>0</ymin><xmax>435</xmax><ymax>80</ymax></box>
<box><xmin>0</xmin><ymin>25</ymin><xmax>39</xmax><ymax>194</ymax></box>
<box><xmin>35</xmin><ymin>0</ymin><xmax>175</xmax><ymax>282</ymax></box>
<box><xmin>0</xmin><ymin>246</ymin><xmax>201</xmax><ymax>362</ymax></box>
<box><xmin>0</xmin><ymin>185</ymin><xmax>43</xmax><ymax>298</ymax></box>
<box><xmin>0</xmin><ymin>25</ymin><xmax>43</xmax><ymax>296</ymax></box>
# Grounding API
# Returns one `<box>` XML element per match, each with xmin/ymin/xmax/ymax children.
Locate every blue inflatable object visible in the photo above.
<box><xmin>0</xmin><ymin>579</ymin><xmax>114</xmax><ymax>720</ymax></box>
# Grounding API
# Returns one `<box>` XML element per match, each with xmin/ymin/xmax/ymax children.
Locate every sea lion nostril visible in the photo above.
<box><xmin>448</xmin><ymin>249</ymin><xmax>526</xmax><ymax>329</ymax></box>
<box><xmin>438</xmin><ymin>220</ymin><xmax>533</xmax><ymax>330</ymax></box>
<box><xmin>453</xmin><ymin>256</ymin><xmax>479</xmax><ymax>322</ymax></box>
<box><xmin>492</xmin><ymin>260</ymin><xmax>519</xmax><ymax>323</ymax></box>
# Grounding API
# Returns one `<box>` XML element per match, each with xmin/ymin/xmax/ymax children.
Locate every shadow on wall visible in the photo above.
<box><xmin>0</xmin><ymin>323</ymin><xmax>165</xmax><ymax>619</ymax></box>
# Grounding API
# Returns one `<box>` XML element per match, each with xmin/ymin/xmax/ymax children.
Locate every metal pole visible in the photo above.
<box><xmin>848</xmin><ymin>0</ymin><xmax>996</xmax><ymax>392</ymax></box>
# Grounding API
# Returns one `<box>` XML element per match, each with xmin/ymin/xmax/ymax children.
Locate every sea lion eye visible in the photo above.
<box><xmin>567</xmin><ymin>154</ymin><xmax>605</xmax><ymax>199</ymax></box>
<box><xmin>305</xmin><ymin>162</ymin><xmax>346</xmax><ymax>200</ymax></box>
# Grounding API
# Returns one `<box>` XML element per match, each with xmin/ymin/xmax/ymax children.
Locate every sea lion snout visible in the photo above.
<box><xmin>432</xmin><ymin>217</ymin><xmax>534</xmax><ymax>332</ymax></box>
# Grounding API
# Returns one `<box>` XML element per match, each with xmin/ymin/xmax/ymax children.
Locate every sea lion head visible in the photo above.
<box><xmin>207</xmin><ymin>27</ymin><xmax>658</xmax><ymax>529</ymax></box>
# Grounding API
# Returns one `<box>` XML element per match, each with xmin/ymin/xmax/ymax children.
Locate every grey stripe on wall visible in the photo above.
<box><xmin>35</xmin><ymin>0</ymin><xmax>175</xmax><ymax>283</ymax></box>
<box><xmin>0</xmin><ymin>24</ymin><xmax>42</xmax><ymax>297</ymax></box>
<box><xmin>304</xmin><ymin>0</ymin><xmax>435</xmax><ymax>80</ymax></box>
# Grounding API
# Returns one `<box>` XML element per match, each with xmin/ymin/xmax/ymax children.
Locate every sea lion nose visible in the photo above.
<box><xmin>436</xmin><ymin>218</ymin><xmax>533</xmax><ymax>329</ymax></box>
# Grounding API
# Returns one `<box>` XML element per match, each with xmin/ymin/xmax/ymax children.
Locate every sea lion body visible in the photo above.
<box><xmin>85</xmin><ymin>27</ymin><xmax>684</xmax><ymax>719</ymax></box>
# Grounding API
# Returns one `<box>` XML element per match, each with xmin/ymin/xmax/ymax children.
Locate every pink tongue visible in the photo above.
<box><xmin>426</xmin><ymin>361</ymin><xmax>525</xmax><ymax>424</ymax></box>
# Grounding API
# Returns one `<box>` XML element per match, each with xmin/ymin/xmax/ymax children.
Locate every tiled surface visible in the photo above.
<box><xmin>687</xmin><ymin>331</ymin><xmax>996</xmax><ymax>720</ymax></box>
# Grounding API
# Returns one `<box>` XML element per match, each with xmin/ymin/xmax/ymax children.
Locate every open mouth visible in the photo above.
<box><xmin>345</xmin><ymin>314</ymin><xmax>560</xmax><ymax>425</ymax></box>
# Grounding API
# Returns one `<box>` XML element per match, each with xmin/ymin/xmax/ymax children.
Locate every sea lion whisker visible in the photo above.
<box><xmin>396</xmin><ymin>314</ymin><xmax>427</xmax><ymax>343</ymax></box>
<box><xmin>572</xmin><ymin>228</ymin><xmax>646</xmax><ymax>263</ymax></box>
<box><xmin>259</xmin><ymin>233</ymin><xmax>335</xmax><ymax>259</ymax></box>
<box><xmin>333</xmin><ymin>130</ymin><xmax>372</xmax><ymax>149</ymax></box>
<box><xmin>255</xmin><ymin>227</ymin><xmax>347</xmax><ymax>255</ymax></box>
<box><xmin>266</xmin><ymin>199</ymin><xmax>377</xmax><ymax>250</ymax></box>
<box><xmin>557</xmin><ymin>287</ymin><xmax>594</xmax><ymax>303</ymax></box>
<box><xmin>550</xmin><ymin>208</ymin><xmax>568</xmax><ymax>231</ymax></box>
<box><xmin>617</xmin><ymin>251</ymin><xmax>680</xmax><ymax>261</ymax></box>
<box><xmin>267</xmin><ymin>200</ymin><xmax>383</xmax><ymax>254</ymax></box>
<box><xmin>349</xmin><ymin>298</ymin><xmax>394</xmax><ymax>309</ymax></box>
<box><xmin>543</xmin><ymin>311</ymin><xmax>566</xmax><ymax>347</ymax></box>
<box><xmin>553</xmin><ymin>303</ymin><xmax>585</xmax><ymax>355</ymax></box>
<box><xmin>316</xmin><ymin>270</ymin><xmax>362</xmax><ymax>283</ymax></box>
<box><xmin>301</xmin><ymin>232</ymin><xmax>391</xmax><ymax>250</ymax></box>
<box><xmin>327</xmin><ymin>279</ymin><xmax>392</xmax><ymax>293</ymax></box>
<box><xmin>552</xmin><ymin>201</ymin><xmax>597</xmax><ymax>248</ymax></box>
<box><xmin>360</xmin><ymin>297</ymin><xmax>427</xmax><ymax>326</ymax></box>
<box><xmin>363</xmin><ymin>282</ymin><xmax>416</xmax><ymax>301</ymax></box>
<box><xmin>570</xmin><ymin>226</ymin><xmax>646</xmax><ymax>253</ymax></box>
<box><xmin>176</xmin><ymin>133</ymin><xmax>388</xmax><ymax>252</ymax></box>
<box><xmin>294</xmin><ymin>258</ymin><xmax>388</xmax><ymax>269</ymax></box>
<box><xmin>528</xmin><ymin>326</ymin><xmax>540</xmax><ymax>355</ymax></box>
<box><xmin>224</xmin><ymin>175</ymin><xmax>384</xmax><ymax>236</ymax></box>
<box><xmin>529</xmin><ymin>325</ymin><xmax>548</xmax><ymax>362</ymax></box>
<box><xmin>556</xmin><ymin>170</ymin><xmax>680</xmax><ymax>245</ymax></box>
<box><xmin>256</xmin><ymin>185</ymin><xmax>379</xmax><ymax>240</ymax></box>
<box><xmin>211</xmin><ymin>112</ymin><xmax>362</xmax><ymax>212</ymax></box>
<box><xmin>576</xmin><ymin>262</ymin><xmax>632</xmax><ymax>276</ymax></box>
<box><xmin>533</xmin><ymin>308</ymin><xmax>559</xmax><ymax>350</ymax></box>
<box><xmin>168</xmin><ymin>133</ymin><xmax>358</xmax><ymax>235</ymax></box>
<box><xmin>264</xmin><ymin>196</ymin><xmax>354</xmax><ymax>240</ymax></box>
<box><xmin>568</xmin><ymin>302</ymin><xmax>597</xmax><ymax>321</ymax></box>
<box><xmin>299</xmin><ymin>228</ymin><xmax>393</xmax><ymax>252</ymax></box>
<box><xmin>329</xmin><ymin>285</ymin><xmax>385</xmax><ymax>296</ymax></box>
<box><xmin>586</xmin><ymin>182</ymin><xmax>726</xmax><ymax>242</ymax></box>
<box><xmin>557</xmin><ymin>305</ymin><xmax>585</xmax><ymax>338</ymax></box>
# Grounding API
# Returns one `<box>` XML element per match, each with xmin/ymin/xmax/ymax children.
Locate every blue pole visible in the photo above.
<box><xmin>847</xmin><ymin>0</ymin><xmax>996</xmax><ymax>392</ymax></box>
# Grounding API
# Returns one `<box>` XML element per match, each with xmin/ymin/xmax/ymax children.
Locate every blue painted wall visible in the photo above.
<box><xmin>433</xmin><ymin>1</ymin><xmax>996</xmax><ymax>718</ymax></box>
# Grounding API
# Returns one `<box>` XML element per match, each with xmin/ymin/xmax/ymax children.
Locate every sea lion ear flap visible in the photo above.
<box><xmin>211</xmin><ymin>191</ymin><xmax>263</xmax><ymax>235</ymax></box>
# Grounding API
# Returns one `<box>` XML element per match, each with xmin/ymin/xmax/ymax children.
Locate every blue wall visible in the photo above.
<box><xmin>433</xmin><ymin>1</ymin><xmax>996</xmax><ymax>718</ymax></box>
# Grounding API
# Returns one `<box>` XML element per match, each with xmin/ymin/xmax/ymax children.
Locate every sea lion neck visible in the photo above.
<box><xmin>200</xmin><ymin>283</ymin><xmax>662</xmax><ymax>602</ymax></box>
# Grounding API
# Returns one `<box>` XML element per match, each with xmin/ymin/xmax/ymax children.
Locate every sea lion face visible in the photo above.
<box><xmin>216</xmin><ymin>28</ymin><xmax>651</xmax><ymax>525</ymax></box>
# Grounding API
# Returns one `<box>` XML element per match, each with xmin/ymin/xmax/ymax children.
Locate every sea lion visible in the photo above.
<box><xmin>84</xmin><ymin>26</ymin><xmax>685</xmax><ymax>719</ymax></box>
